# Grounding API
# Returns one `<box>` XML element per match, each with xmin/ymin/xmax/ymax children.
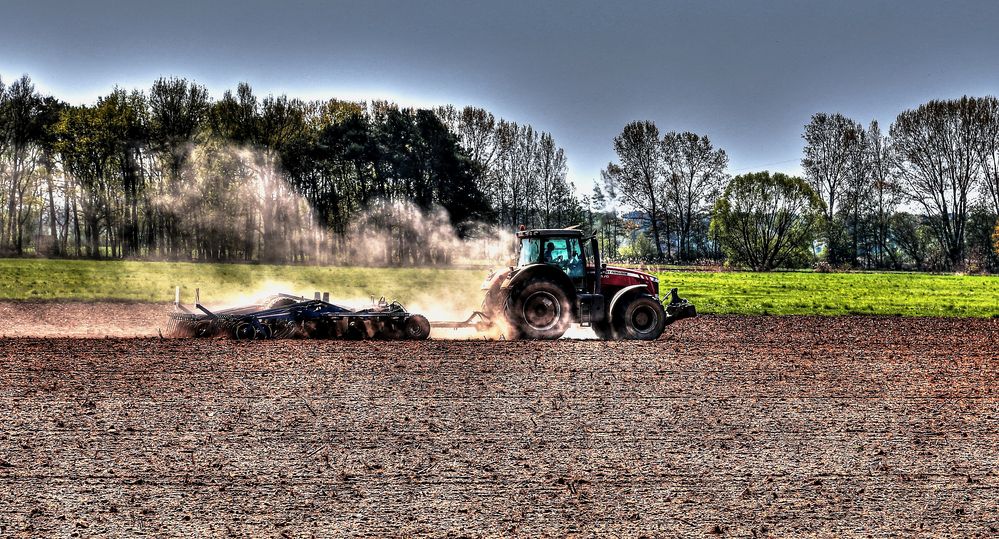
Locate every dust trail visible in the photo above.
<box><xmin>153</xmin><ymin>143</ymin><xmax>517</xmax><ymax>268</ymax></box>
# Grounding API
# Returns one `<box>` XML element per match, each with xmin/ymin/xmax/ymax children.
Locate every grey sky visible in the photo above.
<box><xmin>2</xmin><ymin>0</ymin><xmax>998</xmax><ymax>190</ymax></box>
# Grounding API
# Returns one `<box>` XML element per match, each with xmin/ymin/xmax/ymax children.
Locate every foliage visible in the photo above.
<box><xmin>965</xmin><ymin>206</ymin><xmax>999</xmax><ymax>273</ymax></box>
<box><xmin>993</xmin><ymin>220</ymin><xmax>999</xmax><ymax>260</ymax></box>
<box><xmin>711</xmin><ymin>172</ymin><xmax>824</xmax><ymax>271</ymax></box>
<box><xmin>889</xmin><ymin>212</ymin><xmax>935</xmax><ymax>270</ymax></box>
<box><xmin>617</xmin><ymin>232</ymin><xmax>657</xmax><ymax>260</ymax></box>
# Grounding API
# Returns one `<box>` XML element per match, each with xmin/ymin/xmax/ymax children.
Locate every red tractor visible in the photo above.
<box><xmin>469</xmin><ymin>228</ymin><xmax>695</xmax><ymax>340</ymax></box>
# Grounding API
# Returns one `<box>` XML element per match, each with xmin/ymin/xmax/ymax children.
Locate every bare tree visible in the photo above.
<box><xmin>536</xmin><ymin>132</ymin><xmax>569</xmax><ymax>227</ymax></box>
<box><xmin>802</xmin><ymin>113</ymin><xmax>864</xmax><ymax>220</ymax></box>
<box><xmin>978</xmin><ymin>96</ymin><xmax>999</xmax><ymax>216</ymax></box>
<box><xmin>436</xmin><ymin>106</ymin><xmax>499</xmax><ymax>170</ymax></box>
<box><xmin>607</xmin><ymin>121</ymin><xmax>666</xmax><ymax>259</ymax></box>
<box><xmin>661</xmin><ymin>131</ymin><xmax>728</xmax><ymax>261</ymax></box>
<box><xmin>842</xmin><ymin>127</ymin><xmax>872</xmax><ymax>265</ymax></box>
<box><xmin>802</xmin><ymin>113</ymin><xmax>865</xmax><ymax>263</ymax></box>
<box><xmin>891</xmin><ymin>97</ymin><xmax>984</xmax><ymax>267</ymax></box>
<box><xmin>865</xmin><ymin>121</ymin><xmax>903</xmax><ymax>268</ymax></box>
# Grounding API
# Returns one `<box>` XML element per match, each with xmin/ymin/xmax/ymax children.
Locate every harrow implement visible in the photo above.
<box><xmin>167</xmin><ymin>288</ymin><xmax>431</xmax><ymax>340</ymax></box>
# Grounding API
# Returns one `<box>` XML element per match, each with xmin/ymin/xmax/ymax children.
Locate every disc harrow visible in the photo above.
<box><xmin>167</xmin><ymin>288</ymin><xmax>431</xmax><ymax>340</ymax></box>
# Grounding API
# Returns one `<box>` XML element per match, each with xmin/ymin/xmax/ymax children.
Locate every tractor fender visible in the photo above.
<box><xmin>501</xmin><ymin>264</ymin><xmax>578</xmax><ymax>306</ymax></box>
<box><xmin>608</xmin><ymin>284</ymin><xmax>652</xmax><ymax>325</ymax></box>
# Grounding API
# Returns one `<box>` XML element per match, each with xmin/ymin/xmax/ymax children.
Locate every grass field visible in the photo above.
<box><xmin>0</xmin><ymin>258</ymin><xmax>996</xmax><ymax>317</ymax></box>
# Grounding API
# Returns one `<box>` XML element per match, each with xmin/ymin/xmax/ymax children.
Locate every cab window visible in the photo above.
<box><xmin>518</xmin><ymin>238</ymin><xmax>541</xmax><ymax>266</ymax></box>
<box><xmin>563</xmin><ymin>238</ymin><xmax>584</xmax><ymax>280</ymax></box>
<box><xmin>519</xmin><ymin>237</ymin><xmax>585</xmax><ymax>280</ymax></box>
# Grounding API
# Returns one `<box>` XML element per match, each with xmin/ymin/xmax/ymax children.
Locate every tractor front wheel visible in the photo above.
<box><xmin>614</xmin><ymin>295</ymin><xmax>666</xmax><ymax>340</ymax></box>
<box><xmin>507</xmin><ymin>279</ymin><xmax>571</xmax><ymax>340</ymax></box>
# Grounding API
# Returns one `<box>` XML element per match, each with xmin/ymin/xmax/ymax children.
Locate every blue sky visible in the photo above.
<box><xmin>3</xmin><ymin>0</ymin><xmax>998</xmax><ymax>191</ymax></box>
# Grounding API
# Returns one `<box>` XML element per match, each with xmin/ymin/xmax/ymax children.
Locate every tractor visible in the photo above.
<box><xmin>443</xmin><ymin>227</ymin><xmax>696</xmax><ymax>340</ymax></box>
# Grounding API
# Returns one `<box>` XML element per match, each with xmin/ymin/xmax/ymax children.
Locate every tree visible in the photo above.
<box><xmin>891</xmin><ymin>97</ymin><xmax>984</xmax><ymax>268</ymax></box>
<box><xmin>889</xmin><ymin>212</ymin><xmax>934</xmax><ymax>270</ymax></box>
<box><xmin>536</xmin><ymin>132</ymin><xmax>570</xmax><ymax>228</ymax></box>
<box><xmin>607</xmin><ymin>121</ymin><xmax>666</xmax><ymax>259</ymax></box>
<box><xmin>661</xmin><ymin>131</ymin><xmax>728</xmax><ymax>261</ymax></box>
<box><xmin>0</xmin><ymin>75</ymin><xmax>46</xmax><ymax>254</ymax></box>
<box><xmin>801</xmin><ymin>113</ymin><xmax>865</xmax><ymax>264</ymax></box>
<box><xmin>993</xmin><ymin>220</ymin><xmax>999</xmax><ymax>261</ymax></box>
<box><xmin>592</xmin><ymin>179</ymin><xmax>626</xmax><ymax>260</ymax></box>
<box><xmin>711</xmin><ymin>171</ymin><xmax>824</xmax><ymax>271</ymax></box>
<box><xmin>966</xmin><ymin>204</ymin><xmax>999</xmax><ymax>272</ymax></box>
<box><xmin>865</xmin><ymin>120</ymin><xmax>903</xmax><ymax>268</ymax></box>
<box><xmin>148</xmin><ymin>77</ymin><xmax>210</xmax><ymax>257</ymax></box>
<box><xmin>979</xmin><ymin>96</ymin><xmax>999</xmax><ymax>217</ymax></box>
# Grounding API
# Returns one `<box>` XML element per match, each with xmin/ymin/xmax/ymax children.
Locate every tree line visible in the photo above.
<box><xmin>2</xmin><ymin>72</ymin><xmax>998</xmax><ymax>271</ymax></box>
<box><xmin>600</xmin><ymin>97</ymin><xmax>999</xmax><ymax>272</ymax></box>
<box><xmin>0</xmin><ymin>74</ymin><xmax>585</xmax><ymax>265</ymax></box>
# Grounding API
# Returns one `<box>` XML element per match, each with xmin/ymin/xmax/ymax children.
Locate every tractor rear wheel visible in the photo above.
<box><xmin>614</xmin><ymin>295</ymin><xmax>666</xmax><ymax>340</ymax></box>
<box><xmin>507</xmin><ymin>279</ymin><xmax>571</xmax><ymax>340</ymax></box>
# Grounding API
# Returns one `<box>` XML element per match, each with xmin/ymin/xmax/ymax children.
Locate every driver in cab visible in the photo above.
<box><xmin>543</xmin><ymin>242</ymin><xmax>556</xmax><ymax>264</ymax></box>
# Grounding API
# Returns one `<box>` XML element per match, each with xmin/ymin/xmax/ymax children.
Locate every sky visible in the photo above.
<box><xmin>2</xmin><ymin>0</ymin><xmax>999</xmax><ymax>192</ymax></box>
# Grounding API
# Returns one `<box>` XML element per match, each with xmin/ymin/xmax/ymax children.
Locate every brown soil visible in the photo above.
<box><xmin>0</xmin><ymin>301</ymin><xmax>170</xmax><ymax>338</ymax></box>
<box><xmin>1</xmin><ymin>314</ymin><xmax>997</xmax><ymax>537</ymax></box>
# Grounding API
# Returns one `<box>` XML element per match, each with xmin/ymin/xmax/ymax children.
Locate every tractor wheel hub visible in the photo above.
<box><xmin>523</xmin><ymin>291</ymin><xmax>560</xmax><ymax>331</ymax></box>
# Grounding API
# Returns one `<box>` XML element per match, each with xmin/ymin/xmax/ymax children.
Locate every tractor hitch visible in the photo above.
<box><xmin>430</xmin><ymin>311</ymin><xmax>495</xmax><ymax>332</ymax></box>
<box><xmin>664</xmin><ymin>287</ymin><xmax>696</xmax><ymax>326</ymax></box>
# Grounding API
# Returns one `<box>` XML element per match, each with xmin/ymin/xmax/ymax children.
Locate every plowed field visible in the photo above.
<box><xmin>1</xmin><ymin>313</ymin><xmax>997</xmax><ymax>537</ymax></box>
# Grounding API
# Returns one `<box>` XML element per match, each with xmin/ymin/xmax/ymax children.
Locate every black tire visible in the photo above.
<box><xmin>481</xmin><ymin>285</ymin><xmax>503</xmax><ymax>319</ymax></box>
<box><xmin>404</xmin><ymin>315</ymin><xmax>431</xmax><ymax>340</ymax></box>
<box><xmin>507</xmin><ymin>279</ymin><xmax>571</xmax><ymax>340</ymax></box>
<box><xmin>614</xmin><ymin>295</ymin><xmax>667</xmax><ymax>340</ymax></box>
